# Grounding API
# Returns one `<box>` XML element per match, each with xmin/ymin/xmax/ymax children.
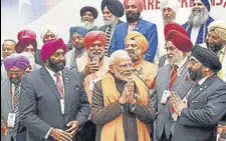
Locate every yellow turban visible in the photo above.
<box><xmin>125</xmin><ymin>31</ymin><xmax>148</xmax><ymax>54</ymax></box>
<box><xmin>208</xmin><ymin>20</ymin><xmax>226</xmax><ymax>41</ymax></box>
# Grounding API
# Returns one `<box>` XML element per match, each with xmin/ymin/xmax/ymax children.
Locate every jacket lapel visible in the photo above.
<box><xmin>189</xmin><ymin>75</ymin><xmax>216</xmax><ymax>101</ymax></box>
<box><xmin>40</xmin><ymin>67</ymin><xmax>61</xmax><ymax>101</ymax></box>
<box><xmin>62</xmin><ymin>69</ymin><xmax>70</xmax><ymax>110</ymax></box>
<box><xmin>4</xmin><ymin>80</ymin><xmax>13</xmax><ymax>111</ymax></box>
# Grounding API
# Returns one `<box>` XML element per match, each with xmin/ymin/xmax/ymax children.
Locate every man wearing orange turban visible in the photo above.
<box><xmin>110</xmin><ymin>0</ymin><xmax>158</xmax><ymax>63</ymax></box>
<box><xmin>77</xmin><ymin>31</ymin><xmax>110</xmax><ymax>141</ymax></box>
<box><xmin>125</xmin><ymin>31</ymin><xmax>158</xmax><ymax>89</ymax></box>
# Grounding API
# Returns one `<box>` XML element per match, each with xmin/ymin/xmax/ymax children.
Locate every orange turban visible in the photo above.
<box><xmin>84</xmin><ymin>31</ymin><xmax>107</xmax><ymax>49</ymax></box>
<box><xmin>125</xmin><ymin>31</ymin><xmax>148</xmax><ymax>54</ymax></box>
<box><xmin>124</xmin><ymin>0</ymin><xmax>145</xmax><ymax>12</ymax></box>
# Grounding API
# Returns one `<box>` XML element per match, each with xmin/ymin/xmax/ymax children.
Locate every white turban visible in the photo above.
<box><xmin>40</xmin><ymin>25</ymin><xmax>58</xmax><ymax>40</ymax></box>
<box><xmin>208</xmin><ymin>20</ymin><xmax>226</xmax><ymax>41</ymax></box>
<box><xmin>160</xmin><ymin>0</ymin><xmax>180</xmax><ymax>12</ymax></box>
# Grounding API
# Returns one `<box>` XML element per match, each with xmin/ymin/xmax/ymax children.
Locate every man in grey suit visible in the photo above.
<box><xmin>19</xmin><ymin>38</ymin><xmax>90</xmax><ymax>141</ymax></box>
<box><xmin>170</xmin><ymin>45</ymin><xmax>226</xmax><ymax>141</ymax></box>
<box><xmin>152</xmin><ymin>27</ymin><xmax>194</xmax><ymax>141</ymax></box>
<box><xmin>1</xmin><ymin>54</ymin><xmax>30</xmax><ymax>141</ymax></box>
<box><xmin>99</xmin><ymin>0</ymin><xmax>124</xmax><ymax>56</ymax></box>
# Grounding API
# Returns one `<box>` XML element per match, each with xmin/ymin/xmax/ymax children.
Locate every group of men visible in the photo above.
<box><xmin>1</xmin><ymin>0</ymin><xmax>226</xmax><ymax>141</ymax></box>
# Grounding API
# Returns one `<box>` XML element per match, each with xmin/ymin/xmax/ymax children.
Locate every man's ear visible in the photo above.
<box><xmin>109</xmin><ymin>65</ymin><xmax>114</xmax><ymax>73</ymax></box>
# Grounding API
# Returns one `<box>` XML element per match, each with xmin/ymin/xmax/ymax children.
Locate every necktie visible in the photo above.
<box><xmin>12</xmin><ymin>84</ymin><xmax>20</xmax><ymax>141</ymax></box>
<box><xmin>104</xmin><ymin>25</ymin><xmax>112</xmax><ymax>56</ymax></box>
<box><xmin>169</xmin><ymin>66</ymin><xmax>178</xmax><ymax>120</ymax></box>
<box><xmin>169</xmin><ymin>66</ymin><xmax>178</xmax><ymax>90</ymax></box>
<box><xmin>54</xmin><ymin>73</ymin><xmax>64</xmax><ymax>98</ymax></box>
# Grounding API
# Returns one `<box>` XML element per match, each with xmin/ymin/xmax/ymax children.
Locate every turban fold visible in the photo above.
<box><xmin>41</xmin><ymin>38</ymin><xmax>67</xmax><ymax>61</ymax></box>
<box><xmin>166</xmin><ymin>30</ymin><xmax>192</xmax><ymax>52</ymax></box>
<box><xmin>15</xmin><ymin>29</ymin><xmax>37</xmax><ymax>53</ymax></box>
<box><xmin>69</xmin><ymin>26</ymin><xmax>88</xmax><ymax>40</ymax></box>
<box><xmin>160</xmin><ymin>0</ymin><xmax>180</xmax><ymax>12</ymax></box>
<box><xmin>125</xmin><ymin>31</ymin><xmax>148</xmax><ymax>54</ymax></box>
<box><xmin>80</xmin><ymin>6</ymin><xmax>98</xmax><ymax>19</ymax></box>
<box><xmin>3</xmin><ymin>54</ymin><xmax>30</xmax><ymax>70</ymax></box>
<box><xmin>123</xmin><ymin>0</ymin><xmax>144</xmax><ymax>12</ymax></box>
<box><xmin>208</xmin><ymin>20</ymin><xmax>226</xmax><ymax>41</ymax></box>
<box><xmin>84</xmin><ymin>31</ymin><xmax>107</xmax><ymax>49</ymax></box>
<box><xmin>40</xmin><ymin>25</ymin><xmax>58</xmax><ymax>40</ymax></box>
<box><xmin>200</xmin><ymin>0</ymin><xmax>211</xmax><ymax>12</ymax></box>
<box><xmin>191</xmin><ymin>45</ymin><xmax>222</xmax><ymax>72</ymax></box>
<box><xmin>101</xmin><ymin>0</ymin><xmax>124</xmax><ymax>17</ymax></box>
<box><xmin>164</xmin><ymin>22</ymin><xmax>188</xmax><ymax>39</ymax></box>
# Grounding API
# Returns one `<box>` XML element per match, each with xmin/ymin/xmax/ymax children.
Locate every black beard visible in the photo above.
<box><xmin>48</xmin><ymin>59</ymin><xmax>65</xmax><ymax>72</ymax></box>
<box><xmin>10</xmin><ymin>78</ymin><xmax>21</xmax><ymax>85</ymax></box>
<box><xmin>188</xmin><ymin>68</ymin><xmax>203</xmax><ymax>82</ymax></box>
<box><xmin>206</xmin><ymin>42</ymin><xmax>223</xmax><ymax>53</ymax></box>
<box><xmin>126</xmin><ymin>12</ymin><xmax>140</xmax><ymax>23</ymax></box>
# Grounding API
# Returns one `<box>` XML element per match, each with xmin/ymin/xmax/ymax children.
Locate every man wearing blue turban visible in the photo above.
<box><xmin>183</xmin><ymin>0</ymin><xmax>214</xmax><ymax>45</ymax></box>
<box><xmin>65</xmin><ymin>26</ymin><xmax>88</xmax><ymax>71</ymax></box>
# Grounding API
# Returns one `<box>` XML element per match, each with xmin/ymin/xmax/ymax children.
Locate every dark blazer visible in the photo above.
<box><xmin>19</xmin><ymin>67</ymin><xmax>90</xmax><ymax>141</ymax></box>
<box><xmin>152</xmin><ymin>64</ymin><xmax>194</xmax><ymax>140</ymax></box>
<box><xmin>172</xmin><ymin>75</ymin><xmax>226</xmax><ymax>141</ymax></box>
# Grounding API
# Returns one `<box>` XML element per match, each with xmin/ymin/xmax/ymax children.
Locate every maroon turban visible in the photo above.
<box><xmin>15</xmin><ymin>29</ymin><xmax>37</xmax><ymax>53</ymax></box>
<box><xmin>40</xmin><ymin>38</ymin><xmax>67</xmax><ymax>61</ymax></box>
<box><xmin>166</xmin><ymin>30</ymin><xmax>193</xmax><ymax>52</ymax></box>
<box><xmin>84</xmin><ymin>31</ymin><xmax>106</xmax><ymax>49</ymax></box>
<box><xmin>164</xmin><ymin>22</ymin><xmax>188</xmax><ymax>39</ymax></box>
<box><xmin>3</xmin><ymin>54</ymin><xmax>30</xmax><ymax>70</ymax></box>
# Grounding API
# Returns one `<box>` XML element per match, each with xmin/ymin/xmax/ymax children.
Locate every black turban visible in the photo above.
<box><xmin>101</xmin><ymin>0</ymin><xmax>124</xmax><ymax>17</ymax></box>
<box><xmin>80</xmin><ymin>6</ymin><xmax>98</xmax><ymax>19</ymax></box>
<box><xmin>191</xmin><ymin>45</ymin><xmax>222</xmax><ymax>73</ymax></box>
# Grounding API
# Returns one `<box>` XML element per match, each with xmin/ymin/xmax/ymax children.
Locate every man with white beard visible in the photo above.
<box><xmin>80</xmin><ymin>6</ymin><xmax>99</xmax><ymax>31</ymax></box>
<box><xmin>99</xmin><ymin>0</ymin><xmax>124</xmax><ymax>56</ymax></box>
<box><xmin>183</xmin><ymin>0</ymin><xmax>214</xmax><ymax>45</ymax></box>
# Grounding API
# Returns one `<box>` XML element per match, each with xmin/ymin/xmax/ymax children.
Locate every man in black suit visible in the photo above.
<box><xmin>19</xmin><ymin>38</ymin><xmax>90</xmax><ymax>141</ymax></box>
<box><xmin>170</xmin><ymin>45</ymin><xmax>226</xmax><ymax>141</ymax></box>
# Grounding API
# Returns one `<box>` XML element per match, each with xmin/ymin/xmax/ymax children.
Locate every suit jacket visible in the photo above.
<box><xmin>1</xmin><ymin>79</ymin><xmax>26</xmax><ymax>141</ymax></box>
<box><xmin>19</xmin><ymin>67</ymin><xmax>90</xmax><ymax>141</ymax></box>
<box><xmin>110</xmin><ymin>18</ymin><xmax>158</xmax><ymax>62</ymax></box>
<box><xmin>152</xmin><ymin>64</ymin><xmax>194</xmax><ymax>140</ymax></box>
<box><xmin>172</xmin><ymin>75</ymin><xmax>226</xmax><ymax>141</ymax></box>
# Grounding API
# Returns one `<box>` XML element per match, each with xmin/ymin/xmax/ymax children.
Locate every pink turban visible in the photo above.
<box><xmin>124</xmin><ymin>0</ymin><xmax>145</xmax><ymax>12</ymax></box>
<box><xmin>84</xmin><ymin>31</ymin><xmax>106</xmax><ymax>49</ymax></box>
<box><xmin>40</xmin><ymin>38</ymin><xmax>67</xmax><ymax>61</ymax></box>
<box><xmin>3</xmin><ymin>54</ymin><xmax>30</xmax><ymax>70</ymax></box>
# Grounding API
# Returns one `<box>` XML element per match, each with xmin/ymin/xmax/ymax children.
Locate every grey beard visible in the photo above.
<box><xmin>188</xmin><ymin>8</ymin><xmax>209</xmax><ymax>26</ymax></box>
<box><xmin>80</xmin><ymin>20</ymin><xmax>95</xmax><ymax>30</ymax></box>
<box><xmin>104</xmin><ymin>17</ymin><xmax>118</xmax><ymax>26</ymax></box>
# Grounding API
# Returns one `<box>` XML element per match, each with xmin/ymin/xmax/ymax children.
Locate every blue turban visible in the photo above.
<box><xmin>201</xmin><ymin>0</ymin><xmax>211</xmax><ymax>12</ymax></box>
<box><xmin>101</xmin><ymin>0</ymin><xmax>124</xmax><ymax>17</ymax></box>
<box><xmin>69</xmin><ymin>26</ymin><xmax>88</xmax><ymax>40</ymax></box>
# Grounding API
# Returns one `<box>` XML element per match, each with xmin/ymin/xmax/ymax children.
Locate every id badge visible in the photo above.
<box><xmin>7</xmin><ymin>113</ymin><xmax>16</xmax><ymax>128</ymax></box>
<box><xmin>89</xmin><ymin>80</ymin><xmax>95</xmax><ymax>90</ymax></box>
<box><xmin>160</xmin><ymin>90</ymin><xmax>171</xmax><ymax>104</ymax></box>
<box><xmin>60</xmin><ymin>99</ymin><xmax>65</xmax><ymax>115</ymax></box>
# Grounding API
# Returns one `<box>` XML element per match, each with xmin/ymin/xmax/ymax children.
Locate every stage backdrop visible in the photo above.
<box><xmin>1</xmin><ymin>0</ymin><xmax>226</xmax><ymax>49</ymax></box>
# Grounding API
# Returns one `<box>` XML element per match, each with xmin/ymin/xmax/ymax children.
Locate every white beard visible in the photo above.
<box><xmin>188</xmin><ymin>8</ymin><xmax>209</xmax><ymax>26</ymax></box>
<box><xmin>80</xmin><ymin>20</ymin><xmax>95</xmax><ymax>30</ymax></box>
<box><xmin>103</xmin><ymin>16</ymin><xmax>118</xmax><ymax>26</ymax></box>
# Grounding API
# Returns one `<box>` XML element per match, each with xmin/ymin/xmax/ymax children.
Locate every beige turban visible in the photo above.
<box><xmin>125</xmin><ymin>31</ymin><xmax>148</xmax><ymax>55</ymax></box>
<box><xmin>208</xmin><ymin>20</ymin><xmax>226</xmax><ymax>41</ymax></box>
